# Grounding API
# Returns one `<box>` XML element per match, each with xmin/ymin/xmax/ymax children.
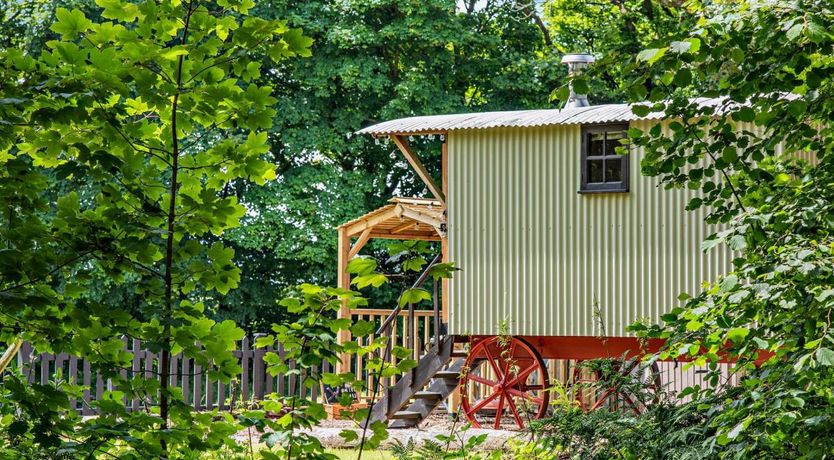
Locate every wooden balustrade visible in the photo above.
<box><xmin>348</xmin><ymin>308</ymin><xmax>438</xmax><ymax>401</ymax></box>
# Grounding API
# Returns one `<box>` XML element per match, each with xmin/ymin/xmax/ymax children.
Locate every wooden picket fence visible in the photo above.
<box><xmin>13</xmin><ymin>335</ymin><xmax>332</xmax><ymax>415</ymax></box>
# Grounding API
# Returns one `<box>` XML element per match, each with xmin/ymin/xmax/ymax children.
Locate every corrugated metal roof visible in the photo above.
<box><xmin>356</xmin><ymin>98</ymin><xmax>725</xmax><ymax>136</ymax></box>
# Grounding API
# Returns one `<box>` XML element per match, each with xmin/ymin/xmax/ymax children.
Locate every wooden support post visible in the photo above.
<box><xmin>441</xmin><ymin>136</ymin><xmax>459</xmax><ymax>414</ymax></box>
<box><xmin>441</xmin><ymin>138</ymin><xmax>449</xmax><ymax>325</ymax></box>
<box><xmin>391</xmin><ymin>135</ymin><xmax>446</xmax><ymax>205</ymax></box>
<box><xmin>337</xmin><ymin>227</ymin><xmax>351</xmax><ymax>374</ymax></box>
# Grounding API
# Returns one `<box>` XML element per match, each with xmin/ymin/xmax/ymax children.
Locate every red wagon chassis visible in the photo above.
<box><xmin>456</xmin><ymin>334</ymin><xmax>769</xmax><ymax>429</ymax></box>
<box><xmin>469</xmin><ymin>335</ymin><xmax>666</xmax><ymax>361</ymax></box>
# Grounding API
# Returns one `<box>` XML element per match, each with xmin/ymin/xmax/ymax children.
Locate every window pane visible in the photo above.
<box><xmin>604</xmin><ymin>130</ymin><xmax>626</xmax><ymax>156</ymax></box>
<box><xmin>588</xmin><ymin>159</ymin><xmax>604</xmax><ymax>183</ymax></box>
<box><xmin>588</xmin><ymin>132</ymin><xmax>604</xmax><ymax>156</ymax></box>
<box><xmin>605</xmin><ymin>158</ymin><xmax>623</xmax><ymax>182</ymax></box>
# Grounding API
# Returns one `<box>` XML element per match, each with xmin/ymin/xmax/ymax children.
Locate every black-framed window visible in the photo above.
<box><xmin>580</xmin><ymin>124</ymin><xmax>630</xmax><ymax>193</ymax></box>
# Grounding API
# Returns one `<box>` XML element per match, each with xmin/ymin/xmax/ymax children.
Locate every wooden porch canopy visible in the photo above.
<box><xmin>338</xmin><ymin>197</ymin><xmax>445</xmax><ymax>248</ymax></box>
<box><xmin>336</xmin><ymin>197</ymin><xmax>446</xmax><ymax>373</ymax></box>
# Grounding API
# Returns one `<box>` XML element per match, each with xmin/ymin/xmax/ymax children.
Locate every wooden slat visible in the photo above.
<box><xmin>181</xmin><ymin>354</ymin><xmax>190</xmax><ymax>410</ymax></box>
<box><xmin>193</xmin><ymin>362</ymin><xmax>203</xmax><ymax>411</ymax></box>
<box><xmin>95</xmin><ymin>370</ymin><xmax>104</xmax><ymax>403</ymax></box>
<box><xmin>82</xmin><ymin>359</ymin><xmax>93</xmax><ymax>415</ymax></box>
<box><xmin>253</xmin><ymin>339</ymin><xmax>265</xmax><ymax>400</ymax></box>
<box><xmin>266</xmin><ymin>343</ymin><xmax>275</xmax><ymax>396</ymax></box>
<box><xmin>206</xmin><ymin>371</ymin><xmax>215</xmax><ymax>410</ymax></box>
<box><xmin>68</xmin><ymin>355</ymin><xmax>78</xmax><ymax>411</ymax></box>
<box><xmin>241</xmin><ymin>336</ymin><xmax>250</xmax><ymax>402</ymax></box>
<box><xmin>40</xmin><ymin>352</ymin><xmax>52</xmax><ymax>384</ymax></box>
<box><xmin>276</xmin><ymin>343</ymin><xmax>285</xmax><ymax>396</ymax></box>
<box><xmin>131</xmin><ymin>339</ymin><xmax>141</xmax><ymax>412</ymax></box>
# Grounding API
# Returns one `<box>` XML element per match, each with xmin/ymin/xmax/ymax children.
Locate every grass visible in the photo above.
<box><xmin>324</xmin><ymin>449</ymin><xmax>394</xmax><ymax>460</ymax></box>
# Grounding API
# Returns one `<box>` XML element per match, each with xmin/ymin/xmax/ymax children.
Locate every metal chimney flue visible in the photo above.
<box><xmin>561</xmin><ymin>53</ymin><xmax>595</xmax><ymax>108</ymax></box>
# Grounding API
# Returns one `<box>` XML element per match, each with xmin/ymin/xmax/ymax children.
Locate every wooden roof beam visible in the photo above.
<box><xmin>368</xmin><ymin>232</ymin><xmax>442</xmax><ymax>241</ymax></box>
<box><xmin>391</xmin><ymin>135</ymin><xmax>446</xmax><ymax>206</ymax></box>
<box><xmin>342</xmin><ymin>205</ymin><xmax>401</xmax><ymax>236</ymax></box>
<box><xmin>390</xmin><ymin>220</ymin><xmax>417</xmax><ymax>234</ymax></box>
<box><xmin>400</xmin><ymin>208</ymin><xmax>444</xmax><ymax>231</ymax></box>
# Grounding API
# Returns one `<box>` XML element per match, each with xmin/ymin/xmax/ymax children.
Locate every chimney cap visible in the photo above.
<box><xmin>561</xmin><ymin>53</ymin><xmax>596</xmax><ymax>65</ymax></box>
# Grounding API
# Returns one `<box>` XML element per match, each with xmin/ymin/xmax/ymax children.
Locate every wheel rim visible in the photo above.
<box><xmin>459</xmin><ymin>336</ymin><xmax>550</xmax><ymax>429</ymax></box>
<box><xmin>572</xmin><ymin>359</ymin><xmax>662</xmax><ymax>414</ymax></box>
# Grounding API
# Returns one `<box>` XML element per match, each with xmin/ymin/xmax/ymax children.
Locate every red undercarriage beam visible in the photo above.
<box><xmin>467</xmin><ymin>335</ymin><xmax>773</xmax><ymax>365</ymax></box>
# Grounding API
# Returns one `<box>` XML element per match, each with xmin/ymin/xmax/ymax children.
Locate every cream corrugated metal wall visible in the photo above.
<box><xmin>446</xmin><ymin>121</ymin><xmax>732</xmax><ymax>337</ymax></box>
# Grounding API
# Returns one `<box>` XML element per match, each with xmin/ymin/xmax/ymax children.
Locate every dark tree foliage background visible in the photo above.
<box><xmin>0</xmin><ymin>0</ymin><xmax>698</xmax><ymax>333</ymax></box>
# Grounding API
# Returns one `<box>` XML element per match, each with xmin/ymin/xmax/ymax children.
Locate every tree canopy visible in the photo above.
<box><xmin>619</xmin><ymin>0</ymin><xmax>834</xmax><ymax>456</ymax></box>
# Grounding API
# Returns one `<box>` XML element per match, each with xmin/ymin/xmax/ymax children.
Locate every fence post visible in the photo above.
<box><xmin>276</xmin><ymin>342</ymin><xmax>285</xmax><ymax>397</ymax></box>
<box><xmin>241</xmin><ymin>336</ymin><xmax>250</xmax><ymax>404</ymax></box>
<box><xmin>131</xmin><ymin>339</ymin><xmax>141</xmax><ymax>412</ymax></box>
<box><xmin>253</xmin><ymin>333</ymin><xmax>265</xmax><ymax>401</ymax></box>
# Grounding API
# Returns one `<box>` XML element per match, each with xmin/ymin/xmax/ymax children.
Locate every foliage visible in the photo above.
<box><xmin>529</xmin><ymin>359</ymin><xmax>715</xmax><ymax>460</ymax></box>
<box><xmin>0</xmin><ymin>0</ymin><xmax>310</xmax><ymax>456</ymax></box>
<box><xmin>613</xmin><ymin>0</ymin><xmax>834</xmax><ymax>457</ymax></box>
<box><xmin>240</xmin><ymin>246</ymin><xmax>453</xmax><ymax>459</ymax></box>
<box><xmin>240</xmin><ymin>284</ymin><xmax>387</xmax><ymax>459</ymax></box>
<box><xmin>389</xmin><ymin>423</ymin><xmax>497</xmax><ymax>460</ymax></box>
<box><xmin>544</xmin><ymin>0</ymin><xmax>701</xmax><ymax>103</ymax></box>
<box><xmin>530</xmin><ymin>399</ymin><xmax>716</xmax><ymax>460</ymax></box>
<box><xmin>213</xmin><ymin>0</ymin><xmax>561</xmax><ymax>328</ymax></box>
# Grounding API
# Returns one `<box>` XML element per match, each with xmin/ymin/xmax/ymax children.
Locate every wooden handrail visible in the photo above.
<box><xmin>351</xmin><ymin>308</ymin><xmax>434</xmax><ymax>317</ymax></box>
<box><xmin>376</xmin><ymin>253</ymin><xmax>442</xmax><ymax>336</ymax></box>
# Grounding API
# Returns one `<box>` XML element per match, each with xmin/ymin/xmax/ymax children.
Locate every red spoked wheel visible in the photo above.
<box><xmin>460</xmin><ymin>336</ymin><xmax>549</xmax><ymax>429</ymax></box>
<box><xmin>572</xmin><ymin>358</ymin><xmax>662</xmax><ymax>414</ymax></box>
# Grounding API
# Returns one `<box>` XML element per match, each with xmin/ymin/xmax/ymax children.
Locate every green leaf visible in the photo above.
<box><xmin>50</xmin><ymin>8</ymin><xmax>92</xmax><ymax>38</ymax></box>
<box><xmin>339</xmin><ymin>429</ymin><xmax>359</xmax><ymax>443</ymax></box>
<box><xmin>719</xmin><ymin>275</ymin><xmax>739</xmax><ymax>292</ymax></box>
<box><xmin>398</xmin><ymin>288</ymin><xmax>431</xmax><ymax>307</ymax></box>
<box><xmin>815</xmin><ymin>348</ymin><xmax>834</xmax><ymax>366</ymax></box>
<box><xmin>352</xmin><ymin>273</ymin><xmax>387</xmax><ymax>289</ymax></box>
<box><xmin>673</xmin><ymin>68</ymin><xmax>692</xmax><ymax>86</ymax></box>
<box><xmin>786</xmin><ymin>23</ymin><xmax>804</xmax><ymax>41</ymax></box>
<box><xmin>631</xmin><ymin>105</ymin><xmax>651</xmax><ymax>117</ymax></box>
<box><xmin>734</xmin><ymin>107</ymin><xmax>756</xmax><ymax>123</ymax></box>
<box><xmin>727</xmin><ymin>327</ymin><xmax>749</xmax><ymax>343</ymax></box>
<box><xmin>350</xmin><ymin>320</ymin><xmax>375</xmax><ymax>337</ymax></box>
<box><xmin>347</xmin><ymin>257</ymin><xmax>377</xmax><ymax>276</ymax></box>
<box><xmin>95</xmin><ymin>0</ymin><xmax>138</xmax><ymax>21</ymax></box>
<box><xmin>636</xmin><ymin>47</ymin><xmax>667</xmax><ymax>64</ymax></box>
<box><xmin>282</xmin><ymin>28</ymin><xmax>314</xmax><ymax>57</ymax></box>
<box><xmin>551</xmin><ymin>85</ymin><xmax>570</xmax><ymax>103</ymax></box>
<box><xmin>402</xmin><ymin>256</ymin><xmax>426</xmax><ymax>273</ymax></box>
<box><xmin>728</xmin><ymin>234</ymin><xmax>747</xmax><ymax>251</ymax></box>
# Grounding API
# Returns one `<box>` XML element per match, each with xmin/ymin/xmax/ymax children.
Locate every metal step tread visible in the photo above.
<box><xmin>392</xmin><ymin>410</ymin><xmax>422</xmax><ymax>419</ymax></box>
<box><xmin>413</xmin><ymin>391</ymin><xmax>443</xmax><ymax>400</ymax></box>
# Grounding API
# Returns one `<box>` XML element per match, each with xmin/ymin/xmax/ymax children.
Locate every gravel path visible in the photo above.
<box><xmin>234</xmin><ymin>412</ymin><xmax>531</xmax><ymax>451</ymax></box>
